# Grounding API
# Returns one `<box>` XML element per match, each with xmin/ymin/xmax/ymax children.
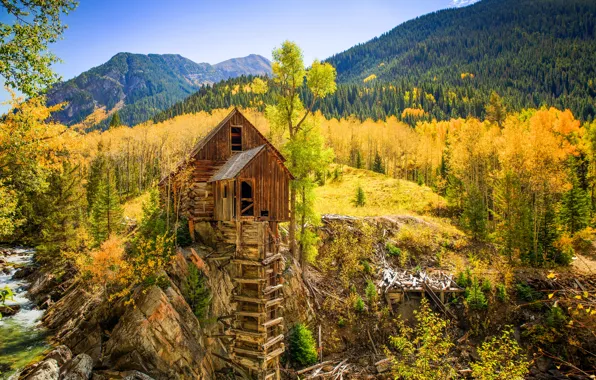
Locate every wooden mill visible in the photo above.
<box><xmin>161</xmin><ymin>108</ymin><xmax>292</xmax><ymax>379</ymax></box>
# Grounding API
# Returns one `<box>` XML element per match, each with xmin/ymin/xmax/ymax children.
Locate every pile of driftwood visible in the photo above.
<box><xmin>378</xmin><ymin>268</ymin><xmax>461</xmax><ymax>293</ymax></box>
<box><xmin>295</xmin><ymin>359</ymin><xmax>358</xmax><ymax>379</ymax></box>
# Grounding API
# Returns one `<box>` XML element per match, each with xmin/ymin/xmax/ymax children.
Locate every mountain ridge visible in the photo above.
<box><xmin>47</xmin><ymin>52</ymin><xmax>272</xmax><ymax>128</ymax></box>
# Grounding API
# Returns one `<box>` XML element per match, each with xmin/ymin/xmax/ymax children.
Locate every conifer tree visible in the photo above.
<box><xmin>462</xmin><ymin>185</ymin><xmax>488</xmax><ymax>240</ymax></box>
<box><xmin>109</xmin><ymin>111</ymin><xmax>122</xmax><ymax>129</ymax></box>
<box><xmin>372</xmin><ymin>151</ymin><xmax>385</xmax><ymax>174</ymax></box>
<box><xmin>86</xmin><ymin>142</ymin><xmax>108</xmax><ymax>214</ymax></box>
<box><xmin>36</xmin><ymin>162</ymin><xmax>87</xmax><ymax>265</ymax></box>
<box><xmin>90</xmin><ymin>168</ymin><xmax>123</xmax><ymax>244</ymax></box>
<box><xmin>560</xmin><ymin>171</ymin><xmax>590</xmax><ymax>234</ymax></box>
<box><xmin>355</xmin><ymin>150</ymin><xmax>363</xmax><ymax>169</ymax></box>
<box><xmin>486</xmin><ymin>91</ymin><xmax>506</xmax><ymax>127</ymax></box>
<box><xmin>353</xmin><ymin>186</ymin><xmax>366</xmax><ymax>207</ymax></box>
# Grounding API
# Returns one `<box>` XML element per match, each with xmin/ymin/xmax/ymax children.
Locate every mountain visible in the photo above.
<box><xmin>153</xmin><ymin>0</ymin><xmax>596</xmax><ymax>124</ymax></box>
<box><xmin>325</xmin><ymin>0</ymin><xmax>596</xmax><ymax>120</ymax></box>
<box><xmin>46</xmin><ymin>53</ymin><xmax>272</xmax><ymax>128</ymax></box>
<box><xmin>214</xmin><ymin>54</ymin><xmax>272</xmax><ymax>77</ymax></box>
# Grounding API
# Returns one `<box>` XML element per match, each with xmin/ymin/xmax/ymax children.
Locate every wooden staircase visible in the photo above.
<box><xmin>229</xmin><ymin>221</ymin><xmax>284</xmax><ymax>380</ymax></box>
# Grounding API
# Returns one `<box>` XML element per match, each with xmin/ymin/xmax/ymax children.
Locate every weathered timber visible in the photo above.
<box><xmin>262</xmin><ymin>334</ymin><xmax>284</xmax><ymax>350</ymax></box>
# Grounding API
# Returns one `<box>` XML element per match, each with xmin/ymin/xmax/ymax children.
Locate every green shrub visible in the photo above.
<box><xmin>470</xmin><ymin>328</ymin><xmax>530</xmax><ymax>380</ymax></box>
<box><xmin>365</xmin><ymin>280</ymin><xmax>378</xmax><ymax>304</ymax></box>
<box><xmin>481</xmin><ymin>278</ymin><xmax>493</xmax><ymax>293</ymax></box>
<box><xmin>546</xmin><ymin>306</ymin><xmax>567</xmax><ymax>328</ymax></box>
<box><xmin>466</xmin><ymin>280</ymin><xmax>488</xmax><ymax>310</ymax></box>
<box><xmin>182</xmin><ymin>264</ymin><xmax>211</xmax><ymax>319</ymax></box>
<box><xmin>456</xmin><ymin>267</ymin><xmax>472</xmax><ymax>288</ymax></box>
<box><xmin>361</xmin><ymin>260</ymin><xmax>372</xmax><ymax>274</ymax></box>
<box><xmin>354</xmin><ymin>295</ymin><xmax>365</xmax><ymax>312</ymax></box>
<box><xmin>496</xmin><ymin>283</ymin><xmax>508</xmax><ymax>302</ymax></box>
<box><xmin>388</xmin><ymin>299</ymin><xmax>456</xmax><ymax>379</ymax></box>
<box><xmin>289</xmin><ymin>323</ymin><xmax>318</xmax><ymax>367</ymax></box>
<box><xmin>176</xmin><ymin>216</ymin><xmax>193</xmax><ymax>247</ymax></box>
<box><xmin>337</xmin><ymin>317</ymin><xmax>346</xmax><ymax>328</ymax></box>
<box><xmin>386</xmin><ymin>242</ymin><xmax>402</xmax><ymax>257</ymax></box>
<box><xmin>515</xmin><ymin>283</ymin><xmax>541</xmax><ymax>302</ymax></box>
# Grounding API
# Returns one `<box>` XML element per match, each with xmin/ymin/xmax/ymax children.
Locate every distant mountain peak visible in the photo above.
<box><xmin>47</xmin><ymin>53</ymin><xmax>272</xmax><ymax>128</ymax></box>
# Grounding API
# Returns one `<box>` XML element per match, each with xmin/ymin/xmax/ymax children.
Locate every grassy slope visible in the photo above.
<box><xmin>315</xmin><ymin>166</ymin><xmax>446</xmax><ymax>217</ymax></box>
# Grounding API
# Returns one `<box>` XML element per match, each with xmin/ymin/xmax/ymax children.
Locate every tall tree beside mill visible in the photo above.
<box><xmin>265</xmin><ymin>41</ymin><xmax>337</xmax><ymax>260</ymax></box>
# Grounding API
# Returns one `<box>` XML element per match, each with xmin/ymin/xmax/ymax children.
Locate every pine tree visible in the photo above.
<box><xmin>485</xmin><ymin>91</ymin><xmax>506</xmax><ymax>127</ymax></box>
<box><xmin>109</xmin><ymin>111</ymin><xmax>122</xmax><ymax>129</ymax></box>
<box><xmin>352</xmin><ymin>186</ymin><xmax>366</xmax><ymax>207</ymax></box>
<box><xmin>35</xmin><ymin>162</ymin><xmax>87</xmax><ymax>266</ymax></box>
<box><xmin>90</xmin><ymin>169</ymin><xmax>123</xmax><ymax>244</ymax></box>
<box><xmin>86</xmin><ymin>142</ymin><xmax>107</xmax><ymax>214</ymax></box>
<box><xmin>371</xmin><ymin>151</ymin><xmax>385</xmax><ymax>174</ymax></box>
<box><xmin>462</xmin><ymin>185</ymin><xmax>487</xmax><ymax>240</ymax></box>
<box><xmin>560</xmin><ymin>172</ymin><xmax>590</xmax><ymax>234</ymax></box>
<box><xmin>182</xmin><ymin>264</ymin><xmax>211</xmax><ymax>319</ymax></box>
<box><xmin>355</xmin><ymin>150</ymin><xmax>363</xmax><ymax>169</ymax></box>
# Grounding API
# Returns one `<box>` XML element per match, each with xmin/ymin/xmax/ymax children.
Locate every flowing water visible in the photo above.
<box><xmin>0</xmin><ymin>248</ymin><xmax>48</xmax><ymax>379</ymax></box>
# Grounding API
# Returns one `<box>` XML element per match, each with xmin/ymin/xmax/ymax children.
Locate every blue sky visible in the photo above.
<box><xmin>1</xmin><ymin>0</ymin><xmax>478</xmax><ymax>107</ymax></box>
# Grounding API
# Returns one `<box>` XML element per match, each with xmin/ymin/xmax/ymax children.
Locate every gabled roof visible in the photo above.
<box><xmin>159</xmin><ymin>107</ymin><xmax>286</xmax><ymax>185</ymax></box>
<box><xmin>209</xmin><ymin>145</ymin><xmax>266</xmax><ymax>182</ymax></box>
<box><xmin>188</xmin><ymin>107</ymin><xmax>286</xmax><ymax>163</ymax></box>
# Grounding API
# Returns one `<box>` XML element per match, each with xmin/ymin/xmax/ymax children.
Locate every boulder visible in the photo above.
<box><xmin>0</xmin><ymin>304</ymin><xmax>20</xmax><ymax>317</ymax></box>
<box><xmin>13</xmin><ymin>266</ymin><xmax>35</xmax><ymax>279</ymax></box>
<box><xmin>60</xmin><ymin>353</ymin><xmax>93</xmax><ymax>380</ymax></box>
<box><xmin>20</xmin><ymin>359</ymin><xmax>60</xmax><ymax>380</ymax></box>
<box><xmin>45</xmin><ymin>345</ymin><xmax>73</xmax><ymax>367</ymax></box>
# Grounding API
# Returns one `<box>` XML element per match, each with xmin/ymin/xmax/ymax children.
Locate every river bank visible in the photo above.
<box><xmin>0</xmin><ymin>247</ymin><xmax>48</xmax><ymax>379</ymax></box>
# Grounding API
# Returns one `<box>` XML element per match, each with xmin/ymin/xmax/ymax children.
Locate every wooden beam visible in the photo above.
<box><xmin>264</xmin><ymin>346</ymin><xmax>285</xmax><ymax>362</ymax></box>
<box><xmin>262</xmin><ymin>253</ymin><xmax>282</xmax><ymax>266</ymax></box>
<box><xmin>265</xmin><ymin>297</ymin><xmax>284</xmax><ymax>308</ymax></box>
<box><xmin>233</xmin><ymin>277</ymin><xmax>267</xmax><ymax>284</ymax></box>
<box><xmin>235</xmin><ymin>310</ymin><xmax>266</xmax><ymax>318</ymax></box>
<box><xmin>233</xmin><ymin>295</ymin><xmax>267</xmax><ymax>304</ymax></box>
<box><xmin>231</xmin><ymin>258</ymin><xmax>262</xmax><ymax>266</ymax></box>
<box><xmin>263</xmin><ymin>284</ymin><xmax>283</xmax><ymax>295</ymax></box>
<box><xmin>231</xmin><ymin>329</ymin><xmax>267</xmax><ymax>338</ymax></box>
<box><xmin>262</xmin><ymin>334</ymin><xmax>284</xmax><ymax>350</ymax></box>
<box><xmin>262</xmin><ymin>317</ymin><xmax>283</xmax><ymax>328</ymax></box>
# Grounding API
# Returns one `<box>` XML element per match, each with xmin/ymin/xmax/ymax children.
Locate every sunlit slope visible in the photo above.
<box><xmin>315</xmin><ymin>166</ymin><xmax>445</xmax><ymax>217</ymax></box>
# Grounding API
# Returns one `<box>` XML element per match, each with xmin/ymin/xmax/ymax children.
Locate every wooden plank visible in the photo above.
<box><xmin>263</xmin><ymin>284</ymin><xmax>283</xmax><ymax>295</ymax></box>
<box><xmin>262</xmin><ymin>334</ymin><xmax>284</xmax><ymax>350</ymax></box>
<box><xmin>231</xmin><ymin>258</ymin><xmax>262</xmax><ymax>266</ymax></box>
<box><xmin>262</xmin><ymin>253</ymin><xmax>282</xmax><ymax>266</ymax></box>
<box><xmin>265</xmin><ymin>297</ymin><xmax>284</xmax><ymax>308</ymax></box>
<box><xmin>235</xmin><ymin>310</ymin><xmax>266</xmax><ymax>318</ymax></box>
<box><xmin>262</xmin><ymin>317</ymin><xmax>283</xmax><ymax>328</ymax></box>
<box><xmin>233</xmin><ymin>295</ymin><xmax>267</xmax><ymax>304</ymax></box>
<box><xmin>233</xmin><ymin>277</ymin><xmax>266</xmax><ymax>284</ymax></box>
<box><xmin>264</xmin><ymin>346</ymin><xmax>285</xmax><ymax>362</ymax></box>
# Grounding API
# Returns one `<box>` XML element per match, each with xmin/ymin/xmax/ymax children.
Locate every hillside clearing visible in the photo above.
<box><xmin>315</xmin><ymin>166</ymin><xmax>446</xmax><ymax>217</ymax></box>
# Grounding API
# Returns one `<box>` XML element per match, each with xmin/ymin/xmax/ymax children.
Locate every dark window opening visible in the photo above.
<box><xmin>240</xmin><ymin>180</ymin><xmax>254</xmax><ymax>216</ymax></box>
<box><xmin>231</xmin><ymin>126</ymin><xmax>242</xmax><ymax>152</ymax></box>
<box><xmin>223</xmin><ymin>184</ymin><xmax>228</xmax><ymax>198</ymax></box>
<box><xmin>260</xmin><ymin>210</ymin><xmax>269</xmax><ymax>217</ymax></box>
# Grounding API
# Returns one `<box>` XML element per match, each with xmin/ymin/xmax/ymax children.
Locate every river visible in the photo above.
<box><xmin>0</xmin><ymin>248</ymin><xmax>48</xmax><ymax>379</ymax></box>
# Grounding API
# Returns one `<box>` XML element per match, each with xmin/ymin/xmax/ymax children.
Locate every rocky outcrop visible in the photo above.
<box><xmin>19</xmin><ymin>346</ymin><xmax>153</xmax><ymax>380</ymax></box>
<box><xmin>60</xmin><ymin>354</ymin><xmax>93</xmax><ymax>380</ymax></box>
<box><xmin>102</xmin><ymin>284</ymin><xmax>208</xmax><ymax>378</ymax></box>
<box><xmin>20</xmin><ymin>359</ymin><xmax>60</xmax><ymax>380</ymax></box>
